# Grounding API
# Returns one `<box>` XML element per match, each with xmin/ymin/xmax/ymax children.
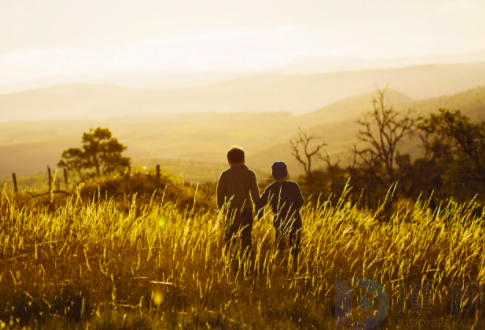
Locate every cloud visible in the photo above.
<box><xmin>437</xmin><ymin>0</ymin><xmax>481</xmax><ymax>12</ymax></box>
<box><xmin>418</xmin><ymin>35</ymin><xmax>454</xmax><ymax>42</ymax></box>
<box><xmin>271</xmin><ymin>25</ymin><xmax>300</xmax><ymax>34</ymax></box>
<box><xmin>139</xmin><ymin>31</ymin><xmax>255</xmax><ymax>46</ymax></box>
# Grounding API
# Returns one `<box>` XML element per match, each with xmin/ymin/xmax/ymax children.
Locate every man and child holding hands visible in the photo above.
<box><xmin>216</xmin><ymin>146</ymin><xmax>304</xmax><ymax>271</ymax></box>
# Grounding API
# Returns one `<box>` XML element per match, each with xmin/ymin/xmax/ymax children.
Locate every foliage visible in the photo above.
<box><xmin>58</xmin><ymin>127</ymin><xmax>131</xmax><ymax>180</ymax></box>
<box><xmin>291</xmin><ymin>88</ymin><xmax>485</xmax><ymax>204</ymax></box>
<box><xmin>419</xmin><ymin>109</ymin><xmax>485</xmax><ymax>197</ymax></box>
<box><xmin>7</xmin><ymin>167</ymin><xmax>216</xmax><ymax>214</ymax></box>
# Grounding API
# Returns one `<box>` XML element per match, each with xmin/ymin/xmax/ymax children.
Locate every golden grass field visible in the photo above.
<box><xmin>1</xmin><ymin>175</ymin><xmax>484</xmax><ymax>329</ymax></box>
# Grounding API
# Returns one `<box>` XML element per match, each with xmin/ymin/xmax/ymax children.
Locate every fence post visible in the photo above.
<box><xmin>156</xmin><ymin>164</ymin><xmax>160</xmax><ymax>187</ymax></box>
<box><xmin>47</xmin><ymin>165</ymin><xmax>52</xmax><ymax>192</ymax></box>
<box><xmin>125</xmin><ymin>166</ymin><xmax>131</xmax><ymax>194</ymax></box>
<box><xmin>12</xmin><ymin>173</ymin><xmax>18</xmax><ymax>194</ymax></box>
<box><xmin>56</xmin><ymin>173</ymin><xmax>60</xmax><ymax>191</ymax></box>
<box><xmin>63</xmin><ymin>168</ymin><xmax>68</xmax><ymax>189</ymax></box>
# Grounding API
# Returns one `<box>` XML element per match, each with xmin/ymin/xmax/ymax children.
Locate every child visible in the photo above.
<box><xmin>256</xmin><ymin>161</ymin><xmax>304</xmax><ymax>265</ymax></box>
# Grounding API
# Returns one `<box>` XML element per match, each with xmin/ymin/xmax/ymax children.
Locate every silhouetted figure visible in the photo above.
<box><xmin>217</xmin><ymin>146</ymin><xmax>260</xmax><ymax>270</ymax></box>
<box><xmin>256</xmin><ymin>161</ymin><xmax>304</xmax><ymax>271</ymax></box>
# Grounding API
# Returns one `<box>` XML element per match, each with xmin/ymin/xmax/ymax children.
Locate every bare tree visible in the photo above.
<box><xmin>353</xmin><ymin>86</ymin><xmax>420</xmax><ymax>195</ymax></box>
<box><xmin>290</xmin><ymin>127</ymin><xmax>326</xmax><ymax>188</ymax></box>
<box><xmin>322</xmin><ymin>152</ymin><xmax>341</xmax><ymax>194</ymax></box>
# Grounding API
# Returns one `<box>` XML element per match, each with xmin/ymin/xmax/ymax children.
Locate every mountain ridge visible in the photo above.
<box><xmin>2</xmin><ymin>62</ymin><xmax>485</xmax><ymax>122</ymax></box>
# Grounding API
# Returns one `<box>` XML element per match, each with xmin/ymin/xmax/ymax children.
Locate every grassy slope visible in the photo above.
<box><xmin>0</xmin><ymin>180</ymin><xmax>484</xmax><ymax>329</ymax></box>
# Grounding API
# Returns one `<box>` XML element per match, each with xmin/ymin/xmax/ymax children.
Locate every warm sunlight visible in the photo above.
<box><xmin>1</xmin><ymin>0</ymin><xmax>485</xmax><ymax>92</ymax></box>
<box><xmin>1</xmin><ymin>1</ymin><xmax>485</xmax><ymax>329</ymax></box>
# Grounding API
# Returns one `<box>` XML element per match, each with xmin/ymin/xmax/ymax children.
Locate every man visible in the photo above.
<box><xmin>217</xmin><ymin>146</ymin><xmax>260</xmax><ymax>264</ymax></box>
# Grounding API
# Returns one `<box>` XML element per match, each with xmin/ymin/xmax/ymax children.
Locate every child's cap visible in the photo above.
<box><xmin>271</xmin><ymin>161</ymin><xmax>288</xmax><ymax>179</ymax></box>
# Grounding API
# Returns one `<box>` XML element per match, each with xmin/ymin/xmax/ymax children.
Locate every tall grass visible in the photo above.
<box><xmin>0</xmin><ymin>183</ymin><xmax>484</xmax><ymax>329</ymax></box>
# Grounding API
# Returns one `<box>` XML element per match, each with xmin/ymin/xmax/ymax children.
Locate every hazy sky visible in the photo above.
<box><xmin>1</xmin><ymin>0</ymin><xmax>485</xmax><ymax>92</ymax></box>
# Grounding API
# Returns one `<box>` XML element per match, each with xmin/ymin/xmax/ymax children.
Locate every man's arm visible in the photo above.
<box><xmin>216</xmin><ymin>172</ymin><xmax>226</xmax><ymax>209</ymax></box>
<box><xmin>255</xmin><ymin>187</ymin><xmax>270</xmax><ymax>209</ymax></box>
<box><xmin>255</xmin><ymin>187</ymin><xmax>270</xmax><ymax>220</ymax></box>
<box><xmin>250</xmin><ymin>172</ymin><xmax>260</xmax><ymax>206</ymax></box>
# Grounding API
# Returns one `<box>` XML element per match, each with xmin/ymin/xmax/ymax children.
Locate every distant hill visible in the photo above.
<box><xmin>300</xmin><ymin>89</ymin><xmax>415</xmax><ymax>125</ymax></box>
<box><xmin>1</xmin><ymin>85</ymin><xmax>484</xmax><ymax>181</ymax></box>
<box><xmin>251</xmin><ymin>85</ymin><xmax>485</xmax><ymax>174</ymax></box>
<box><xmin>413</xmin><ymin>86</ymin><xmax>485</xmax><ymax>122</ymax></box>
<box><xmin>278</xmin><ymin>51</ymin><xmax>485</xmax><ymax>74</ymax></box>
<box><xmin>2</xmin><ymin>63</ymin><xmax>485</xmax><ymax>122</ymax></box>
<box><xmin>0</xmin><ymin>83</ymin><xmax>155</xmax><ymax>122</ymax></box>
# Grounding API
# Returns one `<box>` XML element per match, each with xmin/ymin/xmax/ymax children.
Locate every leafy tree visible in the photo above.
<box><xmin>58</xmin><ymin>148</ymin><xmax>87</xmax><ymax>181</ymax></box>
<box><xmin>419</xmin><ymin>109</ymin><xmax>485</xmax><ymax>196</ymax></box>
<box><xmin>58</xmin><ymin>127</ymin><xmax>131</xmax><ymax>179</ymax></box>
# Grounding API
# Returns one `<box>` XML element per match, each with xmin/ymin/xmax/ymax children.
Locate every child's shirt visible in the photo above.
<box><xmin>256</xmin><ymin>181</ymin><xmax>304</xmax><ymax>223</ymax></box>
